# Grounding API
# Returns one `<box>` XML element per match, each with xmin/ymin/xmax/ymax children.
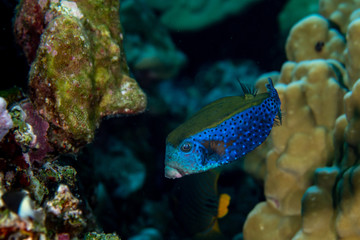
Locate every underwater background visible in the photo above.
<box><xmin>1</xmin><ymin>0</ymin><xmax>359</xmax><ymax>239</ymax></box>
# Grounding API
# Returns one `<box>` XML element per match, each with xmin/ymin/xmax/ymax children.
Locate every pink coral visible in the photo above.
<box><xmin>14</xmin><ymin>0</ymin><xmax>46</xmax><ymax>63</ymax></box>
<box><xmin>0</xmin><ymin>97</ymin><xmax>13</xmax><ymax>141</ymax></box>
<box><xmin>21</xmin><ymin>101</ymin><xmax>53</xmax><ymax>163</ymax></box>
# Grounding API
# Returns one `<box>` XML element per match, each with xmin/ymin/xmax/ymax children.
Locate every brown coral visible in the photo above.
<box><xmin>285</xmin><ymin>15</ymin><xmax>346</xmax><ymax>63</ymax></box>
<box><xmin>243</xmin><ymin>59</ymin><xmax>347</xmax><ymax>239</ymax></box>
<box><xmin>243</xmin><ymin>1</ymin><xmax>360</xmax><ymax>239</ymax></box>
<box><xmin>14</xmin><ymin>0</ymin><xmax>147</xmax><ymax>153</ymax></box>
<box><xmin>319</xmin><ymin>0</ymin><xmax>360</xmax><ymax>34</ymax></box>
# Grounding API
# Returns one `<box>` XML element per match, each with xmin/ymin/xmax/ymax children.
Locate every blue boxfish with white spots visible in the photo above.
<box><xmin>165</xmin><ymin>78</ymin><xmax>281</xmax><ymax>179</ymax></box>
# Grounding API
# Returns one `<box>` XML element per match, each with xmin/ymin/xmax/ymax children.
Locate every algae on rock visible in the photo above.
<box><xmin>19</xmin><ymin>0</ymin><xmax>147</xmax><ymax>152</ymax></box>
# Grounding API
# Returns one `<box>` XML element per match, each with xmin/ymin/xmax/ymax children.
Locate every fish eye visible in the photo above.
<box><xmin>180</xmin><ymin>142</ymin><xmax>192</xmax><ymax>152</ymax></box>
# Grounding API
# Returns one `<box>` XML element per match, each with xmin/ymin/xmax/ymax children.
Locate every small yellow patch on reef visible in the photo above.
<box><xmin>217</xmin><ymin>193</ymin><xmax>231</xmax><ymax>218</ymax></box>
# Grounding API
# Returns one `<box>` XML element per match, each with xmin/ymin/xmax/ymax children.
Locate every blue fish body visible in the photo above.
<box><xmin>165</xmin><ymin>78</ymin><xmax>281</xmax><ymax>179</ymax></box>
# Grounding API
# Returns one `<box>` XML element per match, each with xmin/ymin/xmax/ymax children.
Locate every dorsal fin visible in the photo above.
<box><xmin>236</xmin><ymin>79</ymin><xmax>257</xmax><ymax>96</ymax></box>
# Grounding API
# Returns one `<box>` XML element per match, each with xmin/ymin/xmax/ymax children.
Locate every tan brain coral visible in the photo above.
<box><xmin>335</xmin><ymin>165</ymin><xmax>360</xmax><ymax>239</ymax></box>
<box><xmin>319</xmin><ymin>0</ymin><xmax>360</xmax><ymax>33</ymax></box>
<box><xmin>244</xmin><ymin>77</ymin><xmax>360</xmax><ymax>240</ymax></box>
<box><xmin>243</xmin><ymin>202</ymin><xmax>301</xmax><ymax>240</ymax></box>
<box><xmin>243</xmin><ymin>1</ymin><xmax>360</xmax><ymax>239</ymax></box>
<box><xmin>345</xmin><ymin>18</ymin><xmax>360</xmax><ymax>87</ymax></box>
<box><xmin>291</xmin><ymin>167</ymin><xmax>338</xmax><ymax>240</ymax></box>
<box><xmin>243</xmin><ymin>59</ymin><xmax>346</xmax><ymax>239</ymax></box>
<box><xmin>285</xmin><ymin>15</ymin><xmax>346</xmax><ymax>63</ymax></box>
<box><xmin>331</xmin><ymin>75</ymin><xmax>360</xmax><ymax>240</ymax></box>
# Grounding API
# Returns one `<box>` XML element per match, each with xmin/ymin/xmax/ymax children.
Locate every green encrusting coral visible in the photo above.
<box><xmin>85</xmin><ymin>232</ymin><xmax>121</xmax><ymax>240</ymax></box>
<box><xmin>27</xmin><ymin>0</ymin><xmax>146</xmax><ymax>151</ymax></box>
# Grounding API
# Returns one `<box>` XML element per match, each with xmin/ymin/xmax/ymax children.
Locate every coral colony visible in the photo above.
<box><xmin>2</xmin><ymin>0</ymin><xmax>360</xmax><ymax>239</ymax></box>
<box><xmin>1</xmin><ymin>0</ymin><xmax>145</xmax><ymax>238</ymax></box>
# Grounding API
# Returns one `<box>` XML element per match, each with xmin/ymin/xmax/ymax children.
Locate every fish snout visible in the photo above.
<box><xmin>165</xmin><ymin>165</ymin><xmax>184</xmax><ymax>179</ymax></box>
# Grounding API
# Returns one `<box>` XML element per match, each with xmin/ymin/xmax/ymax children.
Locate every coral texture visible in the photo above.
<box><xmin>0</xmin><ymin>97</ymin><xmax>13</xmax><ymax>141</ymax></box>
<box><xmin>243</xmin><ymin>1</ymin><xmax>360</xmax><ymax>239</ymax></box>
<box><xmin>319</xmin><ymin>0</ymin><xmax>360</xmax><ymax>34</ymax></box>
<box><xmin>285</xmin><ymin>14</ymin><xmax>345</xmax><ymax>63</ymax></box>
<box><xmin>14</xmin><ymin>0</ymin><xmax>46</xmax><ymax>63</ymax></box>
<box><xmin>243</xmin><ymin>59</ymin><xmax>346</xmax><ymax>240</ymax></box>
<box><xmin>46</xmin><ymin>184</ymin><xmax>86</xmax><ymax>234</ymax></box>
<box><xmin>15</xmin><ymin>0</ymin><xmax>147</xmax><ymax>153</ymax></box>
<box><xmin>345</xmin><ymin>18</ymin><xmax>360</xmax><ymax>87</ymax></box>
<box><xmin>85</xmin><ymin>232</ymin><xmax>121</xmax><ymax>240</ymax></box>
<box><xmin>0</xmin><ymin>0</ymin><xmax>144</xmax><ymax>239</ymax></box>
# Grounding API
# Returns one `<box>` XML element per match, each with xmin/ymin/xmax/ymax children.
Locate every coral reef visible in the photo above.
<box><xmin>292</xmin><ymin>167</ymin><xmax>338</xmax><ymax>240</ymax></box>
<box><xmin>0</xmin><ymin>97</ymin><xmax>13</xmax><ymax>141</ymax></box>
<box><xmin>344</xmin><ymin>18</ymin><xmax>360</xmax><ymax>87</ymax></box>
<box><xmin>0</xmin><ymin>187</ymin><xmax>46</xmax><ymax>239</ymax></box>
<box><xmin>128</xmin><ymin>228</ymin><xmax>162</xmax><ymax>240</ymax></box>
<box><xmin>266</xmin><ymin>60</ymin><xmax>345</xmax><ymax>214</ymax></box>
<box><xmin>1</xmin><ymin>0</ymin><xmax>145</xmax><ymax>239</ymax></box>
<box><xmin>85</xmin><ymin>232</ymin><xmax>121</xmax><ymax>240</ymax></box>
<box><xmin>0</xmin><ymin>137</ymin><xmax>84</xmax><ymax>238</ymax></box>
<box><xmin>21</xmin><ymin>101</ymin><xmax>53</xmax><ymax>163</ymax></box>
<box><xmin>145</xmin><ymin>0</ymin><xmax>263</xmax><ymax>31</ymax></box>
<box><xmin>90</xmin><ymin>138</ymin><xmax>146</xmax><ymax>199</ymax></box>
<box><xmin>285</xmin><ymin>14</ymin><xmax>346</xmax><ymax>63</ymax></box>
<box><xmin>8</xmin><ymin>0</ymin><xmax>360</xmax><ymax>238</ymax></box>
<box><xmin>15</xmin><ymin>0</ymin><xmax>147</xmax><ymax>153</ymax></box>
<box><xmin>243</xmin><ymin>59</ymin><xmax>346</xmax><ymax>239</ymax></box>
<box><xmin>10</xmin><ymin>101</ymin><xmax>45</xmax><ymax>156</ymax></box>
<box><xmin>46</xmin><ymin>184</ymin><xmax>86</xmax><ymax>235</ymax></box>
<box><xmin>319</xmin><ymin>0</ymin><xmax>360</xmax><ymax>34</ymax></box>
<box><xmin>13</xmin><ymin>0</ymin><xmax>46</xmax><ymax>63</ymax></box>
<box><xmin>243</xmin><ymin>1</ymin><xmax>360</xmax><ymax>239</ymax></box>
<box><xmin>120</xmin><ymin>0</ymin><xmax>186</xmax><ymax>81</ymax></box>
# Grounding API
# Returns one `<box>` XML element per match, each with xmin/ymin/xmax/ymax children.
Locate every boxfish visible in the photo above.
<box><xmin>165</xmin><ymin>78</ymin><xmax>281</xmax><ymax>179</ymax></box>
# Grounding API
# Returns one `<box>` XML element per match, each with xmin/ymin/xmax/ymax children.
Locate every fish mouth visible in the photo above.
<box><xmin>165</xmin><ymin>165</ymin><xmax>185</xmax><ymax>179</ymax></box>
